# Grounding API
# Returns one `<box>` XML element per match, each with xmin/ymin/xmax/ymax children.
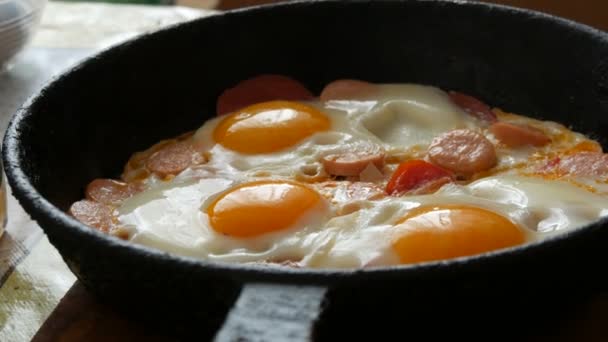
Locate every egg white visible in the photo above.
<box><xmin>114</xmin><ymin>83</ymin><xmax>608</xmax><ymax>268</ymax></box>
<box><xmin>190</xmin><ymin>84</ymin><xmax>479</xmax><ymax>180</ymax></box>
<box><xmin>116</xmin><ymin>170</ymin><xmax>608</xmax><ymax>268</ymax></box>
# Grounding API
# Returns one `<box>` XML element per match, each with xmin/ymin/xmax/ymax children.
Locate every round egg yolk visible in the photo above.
<box><xmin>207</xmin><ymin>180</ymin><xmax>324</xmax><ymax>238</ymax></box>
<box><xmin>392</xmin><ymin>205</ymin><xmax>525</xmax><ymax>264</ymax></box>
<box><xmin>213</xmin><ymin>100</ymin><xmax>330</xmax><ymax>154</ymax></box>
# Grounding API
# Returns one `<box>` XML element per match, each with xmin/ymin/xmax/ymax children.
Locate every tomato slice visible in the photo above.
<box><xmin>386</xmin><ymin>160</ymin><xmax>454</xmax><ymax>195</ymax></box>
<box><xmin>448</xmin><ymin>91</ymin><xmax>497</xmax><ymax>123</ymax></box>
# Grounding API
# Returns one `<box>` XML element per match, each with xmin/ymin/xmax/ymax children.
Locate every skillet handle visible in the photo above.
<box><xmin>214</xmin><ymin>283</ymin><xmax>327</xmax><ymax>341</ymax></box>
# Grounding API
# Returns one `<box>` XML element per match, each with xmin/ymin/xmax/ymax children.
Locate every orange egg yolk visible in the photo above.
<box><xmin>207</xmin><ymin>180</ymin><xmax>324</xmax><ymax>238</ymax></box>
<box><xmin>213</xmin><ymin>100</ymin><xmax>330</xmax><ymax>154</ymax></box>
<box><xmin>392</xmin><ymin>205</ymin><xmax>525</xmax><ymax>264</ymax></box>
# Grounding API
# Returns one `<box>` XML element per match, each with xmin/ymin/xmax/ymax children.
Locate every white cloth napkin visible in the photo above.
<box><xmin>33</xmin><ymin>1</ymin><xmax>214</xmax><ymax>49</ymax></box>
<box><xmin>0</xmin><ymin>3</ymin><xmax>214</xmax><ymax>341</ymax></box>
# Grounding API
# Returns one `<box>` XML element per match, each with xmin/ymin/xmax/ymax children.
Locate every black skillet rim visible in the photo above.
<box><xmin>3</xmin><ymin>0</ymin><xmax>608</xmax><ymax>284</ymax></box>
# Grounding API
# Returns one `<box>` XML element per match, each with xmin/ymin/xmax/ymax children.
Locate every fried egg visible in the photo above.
<box><xmin>69</xmin><ymin>80</ymin><xmax>608</xmax><ymax>269</ymax></box>
<box><xmin>116</xmin><ymin>172</ymin><xmax>607</xmax><ymax>268</ymax></box>
<box><xmin>191</xmin><ymin>84</ymin><xmax>478</xmax><ymax>181</ymax></box>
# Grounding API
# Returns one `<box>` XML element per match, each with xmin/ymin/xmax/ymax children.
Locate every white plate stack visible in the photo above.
<box><xmin>0</xmin><ymin>0</ymin><xmax>46</xmax><ymax>69</ymax></box>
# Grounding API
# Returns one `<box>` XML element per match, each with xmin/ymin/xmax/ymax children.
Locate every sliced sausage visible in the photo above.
<box><xmin>86</xmin><ymin>179</ymin><xmax>142</xmax><ymax>206</ymax></box>
<box><xmin>122</xmin><ymin>153</ymin><xmax>150</xmax><ymax>182</ymax></box>
<box><xmin>427</xmin><ymin>129</ymin><xmax>497</xmax><ymax>175</ymax></box>
<box><xmin>537</xmin><ymin>156</ymin><xmax>561</xmax><ymax>173</ymax></box>
<box><xmin>122</xmin><ymin>139</ymin><xmax>177</xmax><ymax>182</ymax></box>
<box><xmin>319</xmin><ymin>79</ymin><xmax>375</xmax><ymax>102</ymax></box>
<box><xmin>322</xmin><ymin>150</ymin><xmax>385</xmax><ymax>177</ymax></box>
<box><xmin>448</xmin><ymin>91</ymin><xmax>497</xmax><ymax>123</ymax></box>
<box><xmin>490</xmin><ymin>122</ymin><xmax>550</xmax><ymax>147</ymax></box>
<box><xmin>558</xmin><ymin>152</ymin><xmax>608</xmax><ymax>177</ymax></box>
<box><xmin>216</xmin><ymin>74</ymin><xmax>314</xmax><ymax>116</ymax></box>
<box><xmin>146</xmin><ymin>140</ymin><xmax>207</xmax><ymax>178</ymax></box>
<box><xmin>69</xmin><ymin>200</ymin><xmax>115</xmax><ymax>233</ymax></box>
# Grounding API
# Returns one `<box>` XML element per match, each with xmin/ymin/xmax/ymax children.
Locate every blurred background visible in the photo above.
<box><xmin>56</xmin><ymin>0</ymin><xmax>608</xmax><ymax>31</ymax></box>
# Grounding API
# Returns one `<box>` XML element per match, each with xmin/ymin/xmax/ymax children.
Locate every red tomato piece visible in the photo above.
<box><xmin>386</xmin><ymin>160</ymin><xmax>454</xmax><ymax>195</ymax></box>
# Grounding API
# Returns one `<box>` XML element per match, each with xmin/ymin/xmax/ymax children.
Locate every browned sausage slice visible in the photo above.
<box><xmin>448</xmin><ymin>91</ymin><xmax>497</xmax><ymax>123</ymax></box>
<box><xmin>122</xmin><ymin>139</ymin><xmax>177</xmax><ymax>182</ymax></box>
<box><xmin>146</xmin><ymin>141</ymin><xmax>206</xmax><ymax>178</ymax></box>
<box><xmin>69</xmin><ymin>200</ymin><xmax>114</xmax><ymax>233</ymax></box>
<box><xmin>216</xmin><ymin>74</ymin><xmax>314</xmax><ymax>116</ymax></box>
<box><xmin>319</xmin><ymin>79</ymin><xmax>375</xmax><ymax>102</ymax></box>
<box><xmin>427</xmin><ymin>129</ymin><xmax>497</xmax><ymax>175</ymax></box>
<box><xmin>322</xmin><ymin>150</ymin><xmax>385</xmax><ymax>177</ymax></box>
<box><xmin>490</xmin><ymin>122</ymin><xmax>550</xmax><ymax>147</ymax></box>
<box><xmin>558</xmin><ymin>152</ymin><xmax>608</xmax><ymax>177</ymax></box>
<box><xmin>86</xmin><ymin>179</ymin><xmax>142</xmax><ymax>206</ymax></box>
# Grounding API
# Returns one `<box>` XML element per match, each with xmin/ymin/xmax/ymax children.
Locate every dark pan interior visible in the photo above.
<box><xmin>16</xmin><ymin>0</ymin><xmax>608</xmax><ymax>209</ymax></box>
<box><xmin>4</xmin><ymin>0</ymin><xmax>608</xmax><ymax>339</ymax></box>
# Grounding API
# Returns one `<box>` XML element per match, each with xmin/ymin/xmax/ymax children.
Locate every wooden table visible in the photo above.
<box><xmin>32</xmin><ymin>282</ymin><xmax>608</xmax><ymax>341</ymax></box>
<box><xmin>2</xmin><ymin>1</ymin><xmax>607</xmax><ymax>340</ymax></box>
<box><xmin>216</xmin><ymin>0</ymin><xmax>608</xmax><ymax>31</ymax></box>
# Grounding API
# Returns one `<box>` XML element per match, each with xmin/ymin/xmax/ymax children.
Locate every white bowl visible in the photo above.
<box><xmin>0</xmin><ymin>0</ymin><xmax>46</xmax><ymax>69</ymax></box>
